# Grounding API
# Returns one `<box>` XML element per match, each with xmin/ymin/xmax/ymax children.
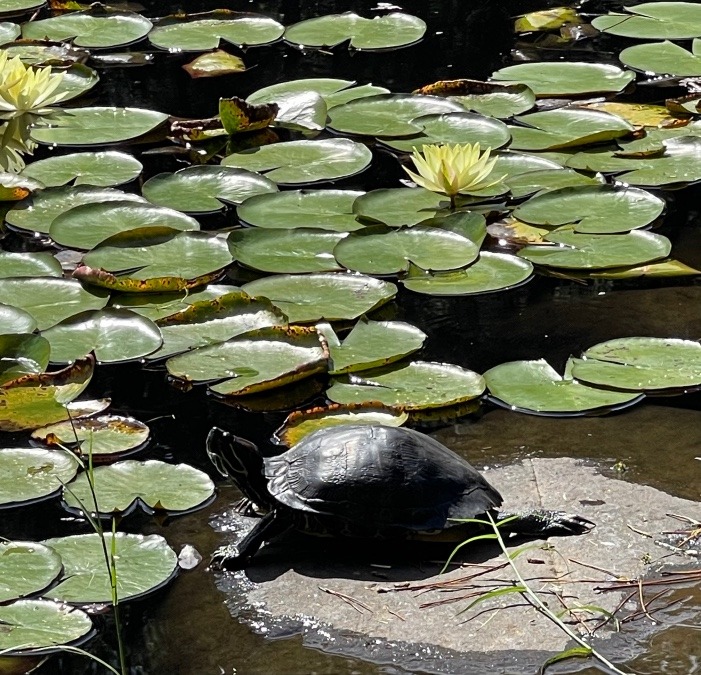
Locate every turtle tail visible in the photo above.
<box><xmin>495</xmin><ymin>509</ymin><xmax>594</xmax><ymax>537</ymax></box>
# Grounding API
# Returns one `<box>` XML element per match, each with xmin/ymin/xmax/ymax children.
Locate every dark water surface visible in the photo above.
<box><xmin>3</xmin><ymin>0</ymin><xmax>700</xmax><ymax>672</ymax></box>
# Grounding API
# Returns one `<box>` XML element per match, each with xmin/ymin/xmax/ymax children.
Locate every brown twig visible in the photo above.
<box><xmin>318</xmin><ymin>586</ymin><xmax>373</xmax><ymax>614</ymax></box>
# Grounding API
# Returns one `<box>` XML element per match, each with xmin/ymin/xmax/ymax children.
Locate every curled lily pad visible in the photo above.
<box><xmin>483</xmin><ymin>359</ymin><xmax>642</xmax><ymax>415</ymax></box>
<box><xmin>62</xmin><ymin>459</ymin><xmax>215</xmax><ymax>516</ymax></box>
<box><xmin>42</xmin><ymin>532</ymin><xmax>178</xmax><ymax>604</ymax></box>
<box><xmin>592</xmin><ymin>3</ymin><xmax>701</xmax><ymax>40</ymax></box>
<box><xmin>0</xmin><ymin>333</ymin><xmax>50</xmax><ymax>385</ymax></box>
<box><xmin>620</xmin><ymin>39</ymin><xmax>701</xmax><ymax>77</ymax></box>
<box><xmin>284</xmin><ymin>11</ymin><xmax>426</xmax><ymax>51</ymax></box>
<box><xmin>142</xmin><ymin>165</ymin><xmax>277</xmax><ymax>214</ymax></box>
<box><xmin>183</xmin><ymin>50</ymin><xmax>245</xmax><ymax>78</ymax></box>
<box><xmin>32</xmin><ymin>414</ymin><xmax>150</xmax><ymax>460</ymax></box>
<box><xmin>0</xmin><ymin>252</ymin><xmax>63</xmax><ymax>278</ymax></box>
<box><xmin>21</xmin><ymin>151</ymin><xmax>142</xmax><ymax>188</ymax></box>
<box><xmin>0</xmin><ymin>447</ymin><xmax>78</xmax><ymax>507</ymax></box>
<box><xmin>242</xmin><ymin>273</ymin><xmax>397</xmax><ymax>323</ymax></box>
<box><xmin>0</xmin><ymin>304</ymin><xmax>37</xmax><ymax>334</ymax></box>
<box><xmin>237</xmin><ymin>189</ymin><xmax>366</xmax><ymax>231</ymax></box>
<box><xmin>0</xmin><ymin>541</ymin><xmax>63</xmax><ymax>602</ymax></box>
<box><xmin>222</xmin><ymin>138</ymin><xmax>372</xmax><ymax>185</ymax></box>
<box><xmin>327</xmin><ymin>360</ymin><xmax>485</xmax><ymax>410</ymax></box>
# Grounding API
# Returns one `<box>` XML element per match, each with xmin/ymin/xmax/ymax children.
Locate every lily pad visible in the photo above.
<box><xmin>284</xmin><ymin>11</ymin><xmax>426</xmax><ymax>51</ymax></box>
<box><xmin>0</xmin><ymin>171</ymin><xmax>43</xmax><ymax>201</ymax></box>
<box><xmin>0</xmin><ymin>0</ymin><xmax>44</xmax><ymax>13</ymax></box>
<box><xmin>22</xmin><ymin>151</ymin><xmax>142</xmax><ymax>188</ymax></box>
<box><xmin>483</xmin><ymin>359</ymin><xmax>642</xmax><ymax>415</ymax></box>
<box><xmin>0</xmin><ymin>252</ymin><xmax>63</xmax><ymax>278</ymax></box>
<box><xmin>62</xmin><ymin>459</ymin><xmax>214</xmax><ymax>516</ymax></box>
<box><xmin>237</xmin><ymin>189</ymin><xmax>366</xmax><ymax>231</ymax></box>
<box><xmin>0</xmin><ymin>304</ymin><xmax>37</xmax><ymax>334</ymax></box>
<box><xmin>319</xmin><ymin>318</ymin><xmax>426</xmax><ymax>374</ymax></box>
<box><xmin>0</xmin><ymin>447</ymin><xmax>78</xmax><ymax>507</ymax></box>
<box><xmin>0</xmin><ymin>333</ymin><xmax>50</xmax><ymax>385</ymax></box>
<box><xmin>620</xmin><ymin>39</ymin><xmax>701</xmax><ymax>77</ymax></box>
<box><xmin>491</xmin><ymin>62</ymin><xmax>636</xmax><ymax>97</ymax></box>
<box><xmin>506</xmin><ymin>168</ymin><xmax>604</xmax><ymax>198</ymax></box>
<box><xmin>402</xmin><ymin>252</ymin><xmax>534</xmax><ymax>296</ymax></box>
<box><xmin>31</xmin><ymin>414</ymin><xmax>150</xmax><ymax>459</ymax></box>
<box><xmin>30</xmin><ymin>107</ymin><xmax>169</xmax><ymax>147</ymax></box>
<box><xmin>0</xmin><ymin>541</ymin><xmax>63</xmax><ymax>603</ymax></box>
<box><xmin>327</xmin><ymin>360</ymin><xmax>485</xmax><ymax>410</ymax></box>
<box><xmin>51</xmin><ymin>63</ymin><xmax>99</xmax><ymax>103</ymax></box>
<box><xmin>513</xmin><ymin>185</ymin><xmax>665</xmax><ymax>234</ymax></box>
<box><xmin>183</xmin><ymin>50</ymin><xmax>245</xmax><ymax>78</ymax></box>
<box><xmin>592</xmin><ymin>3</ymin><xmax>701</xmax><ymax>40</ymax></box>
<box><xmin>242</xmin><ymin>273</ymin><xmax>397</xmax><ymax>323</ymax></box>
<box><xmin>42</xmin><ymin>532</ymin><xmax>178</xmax><ymax>604</ymax></box>
<box><xmin>0</xmin><ymin>22</ymin><xmax>19</xmax><ymax>45</ymax></box>
<box><xmin>142</xmin><ymin>165</ymin><xmax>277</xmax><ymax>213</ymax></box>
<box><xmin>222</xmin><ymin>138</ymin><xmax>372</xmax><ymax>185</ymax></box>
<box><xmin>353</xmin><ymin>188</ymin><xmax>450</xmax><ymax>227</ymax></box>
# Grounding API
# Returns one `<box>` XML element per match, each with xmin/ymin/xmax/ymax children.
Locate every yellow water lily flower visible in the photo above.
<box><xmin>403</xmin><ymin>143</ymin><xmax>504</xmax><ymax>207</ymax></box>
<box><xmin>0</xmin><ymin>120</ymin><xmax>35</xmax><ymax>173</ymax></box>
<box><xmin>0</xmin><ymin>50</ymin><xmax>66</xmax><ymax>118</ymax></box>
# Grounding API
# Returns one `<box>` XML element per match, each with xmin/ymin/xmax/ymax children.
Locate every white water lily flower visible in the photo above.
<box><xmin>403</xmin><ymin>143</ymin><xmax>504</xmax><ymax>203</ymax></box>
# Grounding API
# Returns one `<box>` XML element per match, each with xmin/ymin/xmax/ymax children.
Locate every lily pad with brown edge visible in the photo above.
<box><xmin>73</xmin><ymin>265</ymin><xmax>223</xmax><ymax>294</ymax></box>
<box><xmin>0</xmin><ymin>447</ymin><xmax>78</xmax><ymax>507</ymax></box>
<box><xmin>487</xmin><ymin>216</ymin><xmax>551</xmax><ymax>246</ymax></box>
<box><xmin>219</xmin><ymin>96</ymin><xmax>278</xmax><ymax>135</ymax></box>
<box><xmin>146</xmin><ymin>290</ymin><xmax>287</xmax><ymax>361</ymax></box>
<box><xmin>183</xmin><ymin>50</ymin><xmax>246</xmax><ymax>78</ymax></box>
<box><xmin>222</xmin><ymin>138</ymin><xmax>372</xmax><ymax>185</ymax></box>
<box><xmin>284</xmin><ymin>11</ymin><xmax>426</xmax><ymax>51</ymax></box>
<box><xmin>0</xmin><ymin>334</ymin><xmax>50</xmax><ymax>385</ymax></box>
<box><xmin>580</xmin><ymin>101</ymin><xmax>688</xmax><ymax>129</ymax></box>
<box><xmin>21</xmin><ymin>151</ymin><xmax>143</xmax><ymax>188</ymax></box>
<box><xmin>0</xmin><ymin>356</ymin><xmax>94</xmax><ymax>431</ymax></box>
<box><xmin>0</xmin><ymin>252</ymin><xmax>63</xmax><ymax>278</ymax></box>
<box><xmin>167</xmin><ymin>325</ymin><xmax>329</xmax><ymax>396</ymax></box>
<box><xmin>514</xmin><ymin>7</ymin><xmax>581</xmax><ymax>32</ymax></box>
<box><xmin>483</xmin><ymin>358</ymin><xmax>643</xmax><ymax>416</ymax></box>
<box><xmin>327</xmin><ymin>360</ymin><xmax>486</xmax><ymax>410</ymax></box>
<box><xmin>142</xmin><ymin>165</ymin><xmax>277</xmax><ymax>214</ymax></box>
<box><xmin>228</xmin><ymin>227</ymin><xmax>346</xmax><ymax>274</ymax></box>
<box><xmin>42</xmin><ymin>532</ymin><xmax>178</xmax><ymax>604</ymax></box>
<box><xmin>0</xmin><ymin>541</ymin><xmax>63</xmax><ymax>603</ymax></box>
<box><xmin>31</xmin><ymin>414</ymin><xmax>150</xmax><ymax>460</ymax></box>
<box><xmin>40</xmin><ymin>308</ymin><xmax>162</xmax><ymax>364</ymax></box>
<box><xmin>402</xmin><ymin>253</ymin><xmax>534</xmax><ymax>296</ymax></box>
<box><xmin>62</xmin><ymin>459</ymin><xmax>215</xmax><ymax>516</ymax></box>
<box><xmin>0</xmin><ymin>172</ymin><xmax>43</xmax><ymax>201</ymax></box>
<box><xmin>592</xmin><ymin>3</ymin><xmax>701</xmax><ymax>40</ymax></box>
<box><xmin>237</xmin><ymin>189</ymin><xmax>366</xmax><ymax>231</ymax></box>
<box><xmin>242</xmin><ymin>272</ymin><xmax>397</xmax><ymax>323</ymax></box>
<box><xmin>318</xmin><ymin>318</ymin><xmax>426</xmax><ymax>374</ymax></box>
<box><xmin>0</xmin><ymin>304</ymin><xmax>38</xmax><ymax>334</ymax></box>
<box><xmin>570</xmin><ymin>337</ymin><xmax>701</xmax><ymax>392</ymax></box>
<box><xmin>274</xmin><ymin>402</ymin><xmax>408</xmax><ymax>448</ymax></box>
<box><xmin>0</xmin><ymin>278</ymin><xmax>109</xmax><ymax>330</ymax></box>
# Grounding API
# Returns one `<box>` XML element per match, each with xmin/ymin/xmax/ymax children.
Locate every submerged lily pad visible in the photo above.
<box><xmin>62</xmin><ymin>459</ymin><xmax>214</xmax><ymax>516</ymax></box>
<box><xmin>22</xmin><ymin>151</ymin><xmax>142</xmax><ymax>188</ymax></box>
<box><xmin>242</xmin><ymin>273</ymin><xmax>397</xmax><ymax>323</ymax></box>
<box><xmin>0</xmin><ymin>252</ymin><xmax>63</xmax><ymax>278</ymax></box>
<box><xmin>0</xmin><ymin>333</ymin><xmax>50</xmax><ymax>385</ymax></box>
<box><xmin>592</xmin><ymin>3</ymin><xmax>701</xmax><ymax>40</ymax></box>
<box><xmin>0</xmin><ymin>541</ymin><xmax>63</xmax><ymax>603</ymax></box>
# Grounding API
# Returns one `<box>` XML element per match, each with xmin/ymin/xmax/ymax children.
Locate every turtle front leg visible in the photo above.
<box><xmin>496</xmin><ymin>510</ymin><xmax>594</xmax><ymax>537</ymax></box>
<box><xmin>210</xmin><ymin>510</ymin><xmax>293</xmax><ymax>570</ymax></box>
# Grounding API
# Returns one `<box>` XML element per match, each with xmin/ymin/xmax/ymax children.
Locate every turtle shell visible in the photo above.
<box><xmin>263</xmin><ymin>425</ymin><xmax>503</xmax><ymax>532</ymax></box>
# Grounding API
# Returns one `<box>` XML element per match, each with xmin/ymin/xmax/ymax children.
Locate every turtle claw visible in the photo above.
<box><xmin>210</xmin><ymin>544</ymin><xmax>250</xmax><ymax>570</ymax></box>
<box><xmin>549</xmin><ymin>512</ymin><xmax>595</xmax><ymax>536</ymax></box>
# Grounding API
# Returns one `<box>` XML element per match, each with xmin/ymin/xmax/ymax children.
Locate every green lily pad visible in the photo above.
<box><xmin>42</xmin><ymin>532</ymin><xmax>178</xmax><ymax>604</ymax></box>
<box><xmin>592</xmin><ymin>3</ymin><xmax>701</xmax><ymax>40</ymax></box>
<box><xmin>0</xmin><ymin>22</ymin><xmax>19</xmax><ymax>44</ymax></box>
<box><xmin>0</xmin><ymin>171</ymin><xmax>43</xmax><ymax>201</ymax></box>
<box><xmin>327</xmin><ymin>360</ymin><xmax>485</xmax><ymax>410</ymax></box>
<box><xmin>21</xmin><ymin>7</ymin><xmax>152</xmax><ymax>48</ymax></box>
<box><xmin>402</xmin><ymin>252</ymin><xmax>534</xmax><ymax>296</ymax></box>
<box><xmin>585</xmin><ymin>259</ymin><xmax>701</xmax><ymax>279</ymax></box>
<box><xmin>142</xmin><ymin>165</ymin><xmax>277</xmax><ymax>214</ymax></box>
<box><xmin>237</xmin><ymin>189</ymin><xmax>366</xmax><ymax>231</ymax></box>
<box><xmin>5</xmin><ymin>185</ymin><xmax>146</xmax><ymax>235</ymax></box>
<box><xmin>228</xmin><ymin>227</ymin><xmax>345</xmax><ymax>273</ymax></box>
<box><xmin>353</xmin><ymin>188</ymin><xmax>450</xmax><ymax>227</ymax></box>
<box><xmin>493</xmin><ymin>150</ymin><xmax>564</xmax><ymax>176</ymax></box>
<box><xmin>167</xmin><ymin>325</ymin><xmax>328</xmax><ymax>395</ymax></box>
<box><xmin>22</xmin><ymin>151</ymin><xmax>142</xmax><ymax>188</ymax></box>
<box><xmin>380</xmin><ymin>112</ymin><xmax>511</xmax><ymax>153</ymax></box>
<box><xmin>571</xmin><ymin>337</ymin><xmax>701</xmax><ymax>391</ymax></box>
<box><xmin>620</xmin><ymin>39</ymin><xmax>701</xmax><ymax>77</ymax></box>
<box><xmin>30</xmin><ymin>107</ymin><xmax>169</xmax><ymax>147</ymax></box>
<box><xmin>149</xmin><ymin>11</ymin><xmax>284</xmax><ymax>51</ymax></box>
<box><xmin>50</xmin><ymin>63</ymin><xmax>99</xmax><ymax>104</ymax></box>
<box><xmin>491</xmin><ymin>62</ymin><xmax>636</xmax><ymax>97</ymax></box>
<box><xmin>518</xmin><ymin>230</ymin><xmax>672</xmax><ymax>269</ymax></box>
<box><xmin>0</xmin><ymin>304</ymin><xmax>38</xmax><ymax>334</ymax></box>
<box><xmin>319</xmin><ymin>318</ymin><xmax>426</xmax><ymax>374</ymax></box>
<box><xmin>333</xmin><ymin>224</ymin><xmax>479</xmax><ymax>274</ymax></box>
<box><xmin>483</xmin><ymin>359</ymin><xmax>642</xmax><ymax>415</ymax></box>
<box><xmin>0</xmin><ymin>0</ymin><xmax>44</xmax><ymax>13</ymax></box>
<box><xmin>506</xmin><ymin>168</ymin><xmax>604</xmax><ymax>199</ymax></box>
<box><xmin>0</xmin><ymin>333</ymin><xmax>50</xmax><ymax>385</ymax></box>
<box><xmin>284</xmin><ymin>11</ymin><xmax>426</xmax><ymax>50</ymax></box>
<box><xmin>62</xmin><ymin>459</ymin><xmax>214</xmax><ymax>516</ymax></box>
<box><xmin>147</xmin><ymin>290</ymin><xmax>287</xmax><ymax>360</ymax></box>
<box><xmin>0</xmin><ymin>542</ymin><xmax>63</xmax><ymax>603</ymax></box>
<box><xmin>327</xmin><ymin>93</ymin><xmax>465</xmax><ymax>137</ymax></box>
<box><xmin>242</xmin><ymin>273</ymin><xmax>397</xmax><ymax>323</ymax></box>
<box><xmin>0</xmin><ymin>447</ymin><xmax>78</xmax><ymax>507</ymax></box>
<box><xmin>513</xmin><ymin>185</ymin><xmax>665</xmax><ymax>234</ymax></box>
<box><xmin>41</xmin><ymin>308</ymin><xmax>162</xmax><ymax>364</ymax></box>
<box><xmin>0</xmin><ymin>252</ymin><xmax>63</xmax><ymax>278</ymax></box>
<box><xmin>50</xmin><ymin>200</ymin><xmax>199</xmax><ymax>250</ymax></box>
<box><xmin>0</xmin><ymin>278</ymin><xmax>108</xmax><ymax>330</ymax></box>
<box><xmin>31</xmin><ymin>414</ymin><xmax>150</xmax><ymax>459</ymax></box>
<box><xmin>274</xmin><ymin>402</ymin><xmax>408</xmax><ymax>447</ymax></box>
<box><xmin>0</xmin><ymin>599</ymin><xmax>93</xmax><ymax>654</ymax></box>
<box><xmin>222</xmin><ymin>138</ymin><xmax>372</xmax><ymax>185</ymax></box>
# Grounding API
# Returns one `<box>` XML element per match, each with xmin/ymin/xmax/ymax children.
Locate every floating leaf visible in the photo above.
<box><xmin>353</xmin><ymin>188</ymin><xmax>450</xmax><ymax>227</ymax></box>
<box><xmin>0</xmin><ymin>304</ymin><xmax>37</xmax><ymax>334</ymax></box>
<box><xmin>515</xmin><ymin>7</ymin><xmax>581</xmax><ymax>32</ymax></box>
<box><xmin>52</xmin><ymin>63</ymin><xmax>99</xmax><ymax>103</ymax></box>
<box><xmin>219</xmin><ymin>97</ymin><xmax>278</xmax><ymax>135</ymax></box>
<box><xmin>22</xmin><ymin>151</ymin><xmax>143</xmax><ymax>188</ymax></box>
<box><xmin>183</xmin><ymin>50</ymin><xmax>245</xmax><ymax>78</ymax></box>
<box><xmin>0</xmin><ymin>252</ymin><xmax>63</xmax><ymax>278</ymax></box>
<box><xmin>620</xmin><ymin>39</ymin><xmax>701</xmax><ymax>77</ymax></box>
<box><xmin>0</xmin><ymin>0</ymin><xmax>44</xmax><ymax>12</ymax></box>
<box><xmin>0</xmin><ymin>171</ymin><xmax>42</xmax><ymax>201</ymax></box>
<box><xmin>0</xmin><ymin>542</ymin><xmax>63</xmax><ymax>603</ymax></box>
<box><xmin>592</xmin><ymin>3</ymin><xmax>701</xmax><ymax>40</ymax></box>
<box><xmin>0</xmin><ymin>334</ymin><xmax>50</xmax><ymax>385</ymax></box>
<box><xmin>0</xmin><ymin>23</ymin><xmax>20</xmax><ymax>44</ymax></box>
<box><xmin>506</xmin><ymin>168</ymin><xmax>603</xmax><ymax>199</ymax></box>
<box><xmin>586</xmin><ymin>259</ymin><xmax>701</xmax><ymax>279</ymax></box>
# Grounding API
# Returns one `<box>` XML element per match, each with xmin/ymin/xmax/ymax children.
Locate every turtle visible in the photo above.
<box><xmin>207</xmin><ymin>424</ymin><xmax>594</xmax><ymax>569</ymax></box>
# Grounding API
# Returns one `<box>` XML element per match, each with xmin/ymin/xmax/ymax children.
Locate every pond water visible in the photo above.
<box><xmin>1</xmin><ymin>0</ymin><xmax>700</xmax><ymax>672</ymax></box>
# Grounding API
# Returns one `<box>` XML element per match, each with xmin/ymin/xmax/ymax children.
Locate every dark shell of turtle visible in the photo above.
<box><xmin>263</xmin><ymin>425</ymin><xmax>503</xmax><ymax>532</ymax></box>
